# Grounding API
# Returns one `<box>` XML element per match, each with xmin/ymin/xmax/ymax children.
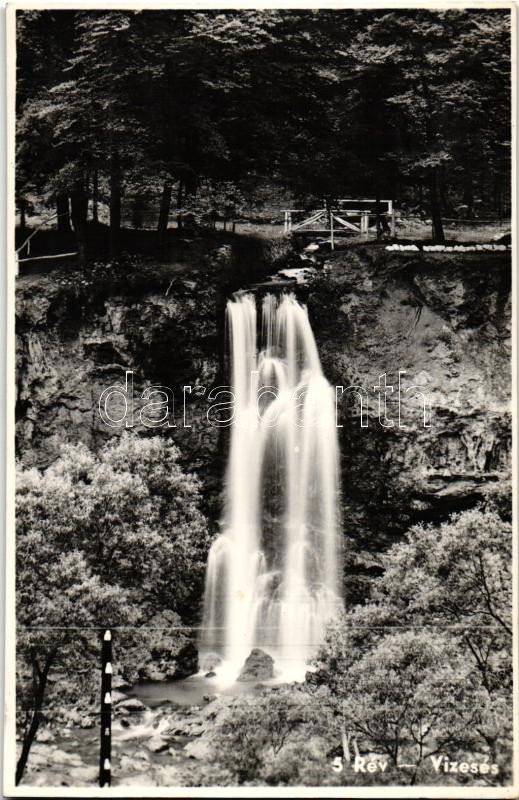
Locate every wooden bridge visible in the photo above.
<box><xmin>282</xmin><ymin>199</ymin><xmax>396</xmax><ymax>249</ymax></box>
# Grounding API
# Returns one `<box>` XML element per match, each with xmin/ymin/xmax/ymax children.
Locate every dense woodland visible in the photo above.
<box><xmin>17</xmin><ymin>9</ymin><xmax>511</xmax><ymax>253</ymax></box>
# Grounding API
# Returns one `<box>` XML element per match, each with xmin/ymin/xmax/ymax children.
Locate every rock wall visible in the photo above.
<box><xmin>17</xmin><ymin>259</ymin><xmax>231</xmax><ymax>532</ymax></box>
<box><xmin>15</xmin><ymin>243</ymin><xmax>512</xmax><ymax>602</ymax></box>
<box><xmin>304</xmin><ymin>247</ymin><xmax>511</xmax><ymax>600</ymax></box>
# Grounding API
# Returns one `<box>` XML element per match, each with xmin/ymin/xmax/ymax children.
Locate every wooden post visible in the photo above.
<box><xmin>389</xmin><ymin>200</ymin><xmax>396</xmax><ymax>238</ymax></box>
<box><xmin>99</xmin><ymin>629</ymin><xmax>112</xmax><ymax>788</ymax></box>
<box><xmin>92</xmin><ymin>170</ymin><xmax>99</xmax><ymax>224</ymax></box>
<box><xmin>330</xmin><ymin>210</ymin><xmax>335</xmax><ymax>251</ymax></box>
<box><xmin>361</xmin><ymin>212</ymin><xmax>369</xmax><ymax>240</ymax></box>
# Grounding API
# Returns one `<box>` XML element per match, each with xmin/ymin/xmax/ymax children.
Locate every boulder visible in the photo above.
<box><xmin>205</xmin><ymin>671</ymin><xmax>217</xmax><ymax>679</ymax></box>
<box><xmin>184</xmin><ymin>737</ymin><xmax>213</xmax><ymax>760</ymax></box>
<box><xmin>134</xmin><ymin>749</ymin><xmax>151</xmax><ymax>761</ymax></box>
<box><xmin>48</xmin><ymin>748</ymin><xmax>83</xmax><ymax>766</ymax></box>
<box><xmin>305</xmin><ymin>669</ymin><xmax>326</xmax><ymax>686</ymax></box>
<box><xmin>26</xmin><ymin>745</ymin><xmax>53</xmax><ymax>768</ymax></box>
<box><xmin>68</xmin><ymin>765</ymin><xmax>98</xmax><ymax>783</ymax></box>
<box><xmin>237</xmin><ymin>648</ymin><xmax>274</xmax><ymax>682</ymax></box>
<box><xmin>79</xmin><ymin>716</ymin><xmax>95</xmax><ymax>729</ymax></box>
<box><xmin>174</xmin><ymin>641</ymin><xmax>199</xmax><ymax>678</ymax></box>
<box><xmin>120</xmin><ymin>754</ymin><xmax>145</xmax><ymax>773</ymax></box>
<box><xmin>140</xmin><ymin>665</ymin><xmax>167</xmax><ymax>682</ymax></box>
<box><xmin>154</xmin><ymin>765</ymin><xmax>180</xmax><ymax>784</ymax></box>
<box><xmin>165</xmin><ymin>718</ymin><xmax>207</xmax><ymax>737</ymax></box>
<box><xmin>112</xmin><ymin>675</ymin><xmax>132</xmax><ymax>690</ymax></box>
<box><xmin>36</xmin><ymin>728</ymin><xmax>55</xmax><ymax>743</ymax></box>
<box><xmin>147</xmin><ymin>736</ymin><xmax>169</xmax><ymax>754</ymax></box>
<box><xmin>115</xmin><ymin>697</ymin><xmax>146</xmax><ymax>714</ymax></box>
<box><xmin>111</xmin><ymin>689</ymin><xmax>128</xmax><ymax>704</ymax></box>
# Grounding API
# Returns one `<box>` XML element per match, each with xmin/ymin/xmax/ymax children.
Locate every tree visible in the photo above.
<box><xmin>15</xmin><ymin>11</ymin><xmax>77</xmax><ymax>231</ymax></box>
<box><xmin>320</xmin><ymin>621</ymin><xmax>495</xmax><ymax>784</ymax></box>
<box><xmin>371</xmin><ymin>506</ymin><xmax>512</xmax><ymax>693</ymax></box>
<box><xmin>15</xmin><ymin>434</ymin><xmax>210</xmax><ymax>783</ymax></box>
<box><xmin>15</xmin><ymin>546</ymin><xmax>132</xmax><ymax>785</ymax></box>
<box><xmin>342</xmin><ymin>10</ymin><xmax>511</xmax><ymax>238</ymax></box>
<box><xmin>210</xmin><ymin>686</ymin><xmax>340</xmax><ymax>785</ymax></box>
<box><xmin>292</xmin><ymin>9</ymin><xmax>511</xmax><ymax>236</ymax></box>
<box><xmin>317</xmin><ymin>506</ymin><xmax>512</xmax><ymax>785</ymax></box>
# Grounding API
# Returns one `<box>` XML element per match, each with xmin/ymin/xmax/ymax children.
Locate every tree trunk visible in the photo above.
<box><xmin>439</xmin><ymin>165</ymin><xmax>449</xmax><ymax>215</ymax></box>
<box><xmin>177</xmin><ymin>180</ymin><xmax>183</xmax><ymax>230</ymax></box>
<box><xmin>157</xmin><ymin>180</ymin><xmax>172</xmax><ymax>240</ymax></box>
<box><xmin>70</xmin><ymin>183</ymin><xmax>88</xmax><ymax>264</ymax></box>
<box><xmin>19</xmin><ymin>198</ymin><xmax>27</xmax><ymax>233</ymax></box>
<box><xmin>493</xmin><ymin>174</ymin><xmax>502</xmax><ymax>220</ymax></box>
<box><xmin>429</xmin><ymin>169</ymin><xmax>445</xmax><ymax>243</ymax></box>
<box><xmin>340</xmin><ymin>724</ymin><xmax>351</xmax><ymax>762</ymax></box>
<box><xmin>421</xmin><ymin>78</ymin><xmax>445</xmax><ymax>240</ymax></box>
<box><xmin>109</xmin><ymin>151</ymin><xmax>121</xmax><ymax>256</ymax></box>
<box><xmin>16</xmin><ymin>657</ymin><xmax>53</xmax><ymax>786</ymax></box>
<box><xmin>132</xmin><ymin>195</ymin><xmax>145</xmax><ymax>230</ymax></box>
<box><xmin>56</xmin><ymin>194</ymin><xmax>71</xmax><ymax>232</ymax></box>
<box><xmin>463</xmin><ymin>172</ymin><xmax>474</xmax><ymax>218</ymax></box>
<box><xmin>375</xmin><ymin>185</ymin><xmax>382</xmax><ymax>241</ymax></box>
<box><xmin>92</xmin><ymin>170</ymin><xmax>99</xmax><ymax>224</ymax></box>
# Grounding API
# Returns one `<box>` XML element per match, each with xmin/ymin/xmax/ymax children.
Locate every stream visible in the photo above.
<box><xmin>21</xmin><ymin>671</ymin><xmax>281</xmax><ymax>787</ymax></box>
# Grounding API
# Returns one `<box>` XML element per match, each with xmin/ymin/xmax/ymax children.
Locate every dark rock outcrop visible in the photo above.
<box><xmin>237</xmin><ymin>648</ymin><xmax>275</xmax><ymax>682</ymax></box>
<box><xmin>137</xmin><ymin>612</ymin><xmax>199</xmax><ymax>681</ymax></box>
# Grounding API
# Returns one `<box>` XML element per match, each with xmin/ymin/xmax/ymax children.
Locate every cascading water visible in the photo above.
<box><xmin>202</xmin><ymin>292</ymin><xmax>342</xmax><ymax>681</ymax></box>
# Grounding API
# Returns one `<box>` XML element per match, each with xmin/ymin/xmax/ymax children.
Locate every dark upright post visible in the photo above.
<box><xmin>99</xmin><ymin>629</ymin><xmax>112</xmax><ymax>787</ymax></box>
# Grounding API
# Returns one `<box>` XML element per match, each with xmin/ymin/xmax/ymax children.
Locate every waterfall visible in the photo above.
<box><xmin>202</xmin><ymin>292</ymin><xmax>343</xmax><ymax>681</ymax></box>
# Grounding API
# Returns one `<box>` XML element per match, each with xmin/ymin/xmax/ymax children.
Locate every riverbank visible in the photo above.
<box><xmin>18</xmin><ymin>679</ymin><xmax>301</xmax><ymax>787</ymax></box>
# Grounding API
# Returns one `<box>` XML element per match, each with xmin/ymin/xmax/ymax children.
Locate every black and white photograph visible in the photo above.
<box><xmin>4</xmin><ymin>2</ymin><xmax>516</xmax><ymax>795</ymax></box>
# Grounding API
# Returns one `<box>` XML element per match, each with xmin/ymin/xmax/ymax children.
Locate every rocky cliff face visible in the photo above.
<box><xmin>304</xmin><ymin>247</ymin><xmax>511</xmax><ymax>599</ymax></box>
<box><xmin>15</xmin><ymin>243</ymin><xmax>512</xmax><ymax>602</ymax></box>
<box><xmin>16</xmin><ymin>254</ymin><xmax>232</xmax><ymax>528</ymax></box>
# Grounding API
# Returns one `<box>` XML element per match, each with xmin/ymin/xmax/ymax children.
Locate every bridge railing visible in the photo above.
<box><xmin>282</xmin><ymin>200</ymin><xmax>396</xmax><ymax>246</ymax></box>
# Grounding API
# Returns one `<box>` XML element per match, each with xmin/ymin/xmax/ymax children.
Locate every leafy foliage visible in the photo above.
<box><xmin>210</xmin><ymin>686</ymin><xmax>341</xmax><ymax>786</ymax></box>
<box><xmin>16</xmin><ymin>434</ymin><xmax>209</xmax><ymax>782</ymax></box>
<box><xmin>317</xmin><ymin>506</ymin><xmax>512</xmax><ymax>784</ymax></box>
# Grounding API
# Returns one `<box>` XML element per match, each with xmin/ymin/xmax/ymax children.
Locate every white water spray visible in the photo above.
<box><xmin>202</xmin><ymin>293</ymin><xmax>342</xmax><ymax>681</ymax></box>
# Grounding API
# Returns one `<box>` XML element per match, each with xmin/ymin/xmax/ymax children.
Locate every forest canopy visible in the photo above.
<box><xmin>16</xmin><ymin>8</ymin><xmax>511</xmax><ymax>250</ymax></box>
